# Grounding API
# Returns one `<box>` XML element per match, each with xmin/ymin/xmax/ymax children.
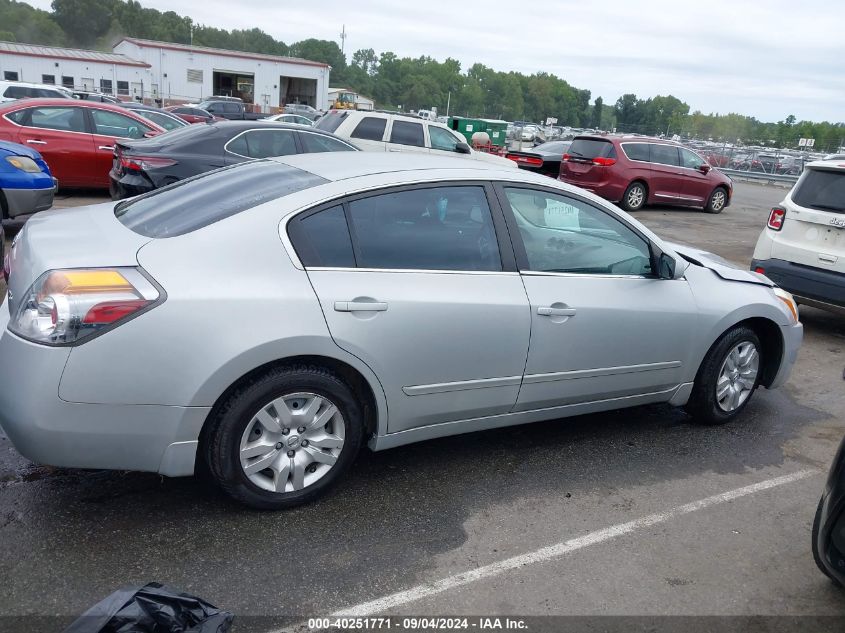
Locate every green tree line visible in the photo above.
<box><xmin>1</xmin><ymin>0</ymin><xmax>842</xmax><ymax>149</ymax></box>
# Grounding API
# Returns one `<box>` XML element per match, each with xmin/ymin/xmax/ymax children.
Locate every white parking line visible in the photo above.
<box><xmin>332</xmin><ymin>470</ymin><xmax>817</xmax><ymax>617</ymax></box>
<box><xmin>270</xmin><ymin>469</ymin><xmax>817</xmax><ymax>632</ymax></box>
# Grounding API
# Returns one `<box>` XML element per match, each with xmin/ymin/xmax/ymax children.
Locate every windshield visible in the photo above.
<box><xmin>115</xmin><ymin>160</ymin><xmax>328</xmax><ymax>237</ymax></box>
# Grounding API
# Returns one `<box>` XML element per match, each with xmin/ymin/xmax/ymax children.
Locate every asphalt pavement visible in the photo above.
<box><xmin>1</xmin><ymin>182</ymin><xmax>844</xmax><ymax>632</ymax></box>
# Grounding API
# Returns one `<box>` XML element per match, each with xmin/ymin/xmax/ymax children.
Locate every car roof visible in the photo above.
<box><xmin>0</xmin><ymin>80</ymin><xmax>66</xmax><ymax>90</ymax></box>
<box><xmin>211</xmin><ymin>120</ymin><xmax>327</xmax><ymax>131</ymax></box>
<box><xmin>806</xmin><ymin>159</ymin><xmax>845</xmax><ymax>171</ymax></box>
<box><xmin>270</xmin><ymin>152</ymin><xmax>538</xmax><ymax>182</ymax></box>
<box><xmin>0</xmin><ymin>97</ymin><xmax>136</xmax><ymax>113</ymax></box>
<box><xmin>573</xmin><ymin>134</ymin><xmax>680</xmax><ymax>146</ymax></box>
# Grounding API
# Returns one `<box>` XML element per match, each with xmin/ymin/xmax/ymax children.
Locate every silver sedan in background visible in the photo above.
<box><xmin>0</xmin><ymin>154</ymin><xmax>802</xmax><ymax>509</ymax></box>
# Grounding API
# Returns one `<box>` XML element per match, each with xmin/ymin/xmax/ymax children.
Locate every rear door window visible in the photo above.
<box><xmin>350</xmin><ymin>116</ymin><xmax>387</xmax><ymax>141</ymax></box>
<box><xmin>26</xmin><ymin>106</ymin><xmax>88</xmax><ymax>132</ymax></box>
<box><xmin>622</xmin><ymin>143</ymin><xmax>650</xmax><ymax>162</ymax></box>
<box><xmin>227</xmin><ymin>130</ymin><xmax>298</xmax><ymax>158</ymax></box>
<box><xmin>650</xmin><ymin>144</ymin><xmax>680</xmax><ymax>166</ymax></box>
<box><xmin>346</xmin><ymin>186</ymin><xmax>501</xmax><ymax>271</ymax></box>
<box><xmin>299</xmin><ymin>132</ymin><xmax>357</xmax><ymax>153</ymax></box>
<box><xmin>791</xmin><ymin>169</ymin><xmax>845</xmax><ymax>213</ymax></box>
<box><xmin>389</xmin><ymin>121</ymin><xmax>425</xmax><ymax>147</ymax></box>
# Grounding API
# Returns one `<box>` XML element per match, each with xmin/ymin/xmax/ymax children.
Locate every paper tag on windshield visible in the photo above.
<box><xmin>544</xmin><ymin>200</ymin><xmax>580</xmax><ymax>229</ymax></box>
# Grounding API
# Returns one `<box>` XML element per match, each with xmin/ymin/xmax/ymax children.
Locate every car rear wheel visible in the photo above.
<box><xmin>205</xmin><ymin>365</ymin><xmax>364</xmax><ymax>510</ymax></box>
<box><xmin>621</xmin><ymin>182</ymin><xmax>647</xmax><ymax>212</ymax></box>
<box><xmin>705</xmin><ymin>187</ymin><xmax>728</xmax><ymax>214</ymax></box>
<box><xmin>686</xmin><ymin>325</ymin><xmax>761</xmax><ymax>425</ymax></box>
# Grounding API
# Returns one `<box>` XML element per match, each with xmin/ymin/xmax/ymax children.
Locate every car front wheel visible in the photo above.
<box><xmin>686</xmin><ymin>325</ymin><xmax>762</xmax><ymax>425</ymax></box>
<box><xmin>205</xmin><ymin>365</ymin><xmax>364</xmax><ymax>509</ymax></box>
<box><xmin>705</xmin><ymin>187</ymin><xmax>728</xmax><ymax>214</ymax></box>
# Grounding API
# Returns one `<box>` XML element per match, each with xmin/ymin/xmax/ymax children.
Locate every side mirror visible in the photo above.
<box><xmin>698</xmin><ymin>163</ymin><xmax>712</xmax><ymax>174</ymax></box>
<box><xmin>657</xmin><ymin>252</ymin><xmax>678</xmax><ymax>280</ymax></box>
<box><xmin>455</xmin><ymin>141</ymin><xmax>471</xmax><ymax>155</ymax></box>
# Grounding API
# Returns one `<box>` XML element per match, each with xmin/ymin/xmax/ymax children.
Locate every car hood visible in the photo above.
<box><xmin>665</xmin><ymin>241</ymin><xmax>773</xmax><ymax>287</ymax></box>
<box><xmin>0</xmin><ymin>140</ymin><xmax>42</xmax><ymax>161</ymax></box>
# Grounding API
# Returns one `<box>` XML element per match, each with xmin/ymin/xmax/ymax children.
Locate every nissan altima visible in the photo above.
<box><xmin>0</xmin><ymin>154</ymin><xmax>802</xmax><ymax>509</ymax></box>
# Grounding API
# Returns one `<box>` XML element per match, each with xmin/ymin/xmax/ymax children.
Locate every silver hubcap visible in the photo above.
<box><xmin>715</xmin><ymin>342</ymin><xmax>759</xmax><ymax>412</ymax></box>
<box><xmin>239</xmin><ymin>392</ymin><xmax>345</xmax><ymax>493</ymax></box>
<box><xmin>711</xmin><ymin>191</ymin><xmax>726</xmax><ymax>210</ymax></box>
<box><xmin>627</xmin><ymin>186</ymin><xmax>644</xmax><ymax>208</ymax></box>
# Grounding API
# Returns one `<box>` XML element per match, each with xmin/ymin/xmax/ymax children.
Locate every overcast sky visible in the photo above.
<box><xmin>28</xmin><ymin>0</ymin><xmax>845</xmax><ymax>122</ymax></box>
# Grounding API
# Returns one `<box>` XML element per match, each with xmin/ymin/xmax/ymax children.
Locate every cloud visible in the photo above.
<box><xmin>24</xmin><ymin>0</ymin><xmax>845</xmax><ymax>121</ymax></box>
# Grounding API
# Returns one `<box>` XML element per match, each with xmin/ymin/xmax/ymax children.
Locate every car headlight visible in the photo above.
<box><xmin>5</xmin><ymin>156</ymin><xmax>42</xmax><ymax>173</ymax></box>
<box><xmin>9</xmin><ymin>268</ymin><xmax>161</xmax><ymax>345</ymax></box>
<box><xmin>773</xmin><ymin>287</ymin><xmax>799</xmax><ymax>324</ymax></box>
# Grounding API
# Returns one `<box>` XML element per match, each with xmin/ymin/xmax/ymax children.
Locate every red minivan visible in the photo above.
<box><xmin>559</xmin><ymin>135</ymin><xmax>733</xmax><ymax>213</ymax></box>
<box><xmin>0</xmin><ymin>98</ymin><xmax>165</xmax><ymax>189</ymax></box>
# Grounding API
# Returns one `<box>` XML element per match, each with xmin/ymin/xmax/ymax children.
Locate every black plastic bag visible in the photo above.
<box><xmin>63</xmin><ymin>582</ymin><xmax>234</xmax><ymax>633</ymax></box>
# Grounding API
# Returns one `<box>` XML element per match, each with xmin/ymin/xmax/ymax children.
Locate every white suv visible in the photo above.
<box><xmin>0</xmin><ymin>81</ymin><xmax>72</xmax><ymax>103</ymax></box>
<box><xmin>751</xmin><ymin>159</ymin><xmax>845</xmax><ymax>314</ymax></box>
<box><xmin>315</xmin><ymin>110</ymin><xmax>516</xmax><ymax>169</ymax></box>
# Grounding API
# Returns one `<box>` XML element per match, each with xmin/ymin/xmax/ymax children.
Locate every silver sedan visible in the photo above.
<box><xmin>0</xmin><ymin>154</ymin><xmax>802</xmax><ymax>509</ymax></box>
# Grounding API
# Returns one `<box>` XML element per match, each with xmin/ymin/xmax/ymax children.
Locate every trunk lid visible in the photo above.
<box><xmin>560</xmin><ymin>137</ymin><xmax>616</xmax><ymax>184</ymax></box>
<box><xmin>6</xmin><ymin>202</ymin><xmax>151</xmax><ymax>314</ymax></box>
<box><xmin>771</xmin><ymin>165</ymin><xmax>845</xmax><ymax>274</ymax></box>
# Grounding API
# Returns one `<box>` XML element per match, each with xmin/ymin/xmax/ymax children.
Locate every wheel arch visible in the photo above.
<box><xmin>197</xmin><ymin>353</ymin><xmax>386</xmax><ymax>459</ymax></box>
<box><xmin>695</xmin><ymin>315</ymin><xmax>784</xmax><ymax>389</ymax></box>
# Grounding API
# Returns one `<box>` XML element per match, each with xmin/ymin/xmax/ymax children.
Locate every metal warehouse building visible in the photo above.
<box><xmin>0</xmin><ymin>41</ymin><xmax>152</xmax><ymax>99</ymax></box>
<box><xmin>114</xmin><ymin>38</ymin><xmax>330</xmax><ymax>110</ymax></box>
<box><xmin>0</xmin><ymin>38</ymin><xmax>331</xmax><ymax>111</ymax></box>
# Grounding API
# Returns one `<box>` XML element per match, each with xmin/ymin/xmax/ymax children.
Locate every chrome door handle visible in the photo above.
<box><xmin>98</xmin><ymin>145</ymin><xmax>115</xmax><ymax>151</ymax></box>
<box><xmin>538</xmin><ymin>306</ymin><xmax>576</xmax><ymax>317</ymax></box>
<box><xmin>26</xmin><ymin>140</ymin><xmax>47</xmax><ymax>145</ymax></box>
<box><xmin>334</xmin><ymin>301</ymin><xmax>388</xmax><ymax>312</ymax></box>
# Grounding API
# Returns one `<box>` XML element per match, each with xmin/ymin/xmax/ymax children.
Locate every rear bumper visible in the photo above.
<box><xmin>109</xmin><ymin>171</ymin><xmax>155</xmax><ymax>200</ymax></box>
<box><xmin>559</xmin><ymin>175</ymin><xmax>627</xmax><ymax>203</ymax></box>
<box><xmin>751</xmin><ymin>258</ymin><xmax>845</xmax><ymax>311</ymax></box>
<box><xmin>0</xmin><ymin>309</ymin><xmax>208</xmax><ymax>476</ymax></box>
<box><xmin>1</xmin><ymin>184</ymin><xmax>55</xmax><ymax>218</ymax></box>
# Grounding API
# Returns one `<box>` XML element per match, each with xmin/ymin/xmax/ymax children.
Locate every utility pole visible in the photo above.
<box><xmin>339</xmin><ymin>25</ymin><xmax>347</xmax><ymax>56</ymax></box>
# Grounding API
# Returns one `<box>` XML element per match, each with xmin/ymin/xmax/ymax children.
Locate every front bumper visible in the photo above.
<box><xmin>751</xmin><ymin>258</ymin><xmax>845</xmax><ymax>313</ymax></box>
<box><xmin>769</xmin><ymin>319</ymin><xmax>802</xmax><ymax>390</ymax></box>
<box><xmin>0</xmin><ymin>306</ymin><xmax>209</xmax><ymax>476</ymax></box>
<box><xmin>1</xmin><ymin>184</ymin><xmax>55</xmax><ymax>218</ymax></box>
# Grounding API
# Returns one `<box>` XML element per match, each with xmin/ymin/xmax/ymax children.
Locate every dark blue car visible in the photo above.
<box><xmin>0</xmin><ymin>140</ymin><xmax>55</xmax><ymax>220</ymax></box>
<box><xmin>0</xmin><ymin>140</ymin><xmax>55</xmax><ymax>271</ymax></box>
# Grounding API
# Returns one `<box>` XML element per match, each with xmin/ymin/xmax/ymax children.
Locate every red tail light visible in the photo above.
<box><xmin>754</xmin><ymin>267</ymin><xmax>766</xmax><ymax>274</ymax></box>
<box><xmin>592</xmin><ymin>157</ymin><xmax>617</xmax><ymax>166</ymax></box>
<box><xmin>120</xmin><ymin>156</ymin><xmax>177</xmax><ymax>172</ymax></box>
<box><xmin>505</xmin><ymin>154</ymin><xmax>543</xmax><ymax>167</ymax></box>
<box><xmin>83</xmin><ymin>299</ymin><xmax>151</xmax><ymax>324</ymax></box>
<box><xmin>767</xmin><ymin>206</ymin><xmax>786</xmax><ymax>231</ymax></box>
<box><xmin>562</xmin><ymin>153</ymin><xmax>571</xmax><ymax>161</ymax></box>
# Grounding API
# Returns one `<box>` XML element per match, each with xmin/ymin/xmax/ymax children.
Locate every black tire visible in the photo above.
<box><xmin>620</xmin><ymin>181</ymin><xmax>647</xmax><ymax>212</ymax></box>
<box><xmin>812</xmin><ymin>496</ymin><xmax>841</xmax><ymax>585</ymax></box>
<box><xmin>204</xmin><ymin>364</ymin><xmax>364</xmax><ymax>510</ymax></box>
<box><xmin>686</xmin><ymin>325</ymin><xmax>762</xmax><ymax>425</ymax></box>
<box><xmin>704</xmin><ymin>187</ymin><xmax>728</xmax><ymax>214</ymax></box>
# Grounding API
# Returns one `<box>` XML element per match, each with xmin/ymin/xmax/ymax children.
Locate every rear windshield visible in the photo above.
<box><xmin>792</xmin><ymin>168</ymin><xmax>845</xmax><ymax>213</ymax></box>
<box><xmin>314</xmin><ymin>111</ymin><xmax>349</xmax><ymax>133</ymax></box>
<box><xmin>568</xmin><ymin>138</ymin><xmax>616</xmax><ymax>160</ymax></box>
<box><xmin>114</xmin><ymin>160</ymin><xmax>328</xmax><ymax>237</ymax></box>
